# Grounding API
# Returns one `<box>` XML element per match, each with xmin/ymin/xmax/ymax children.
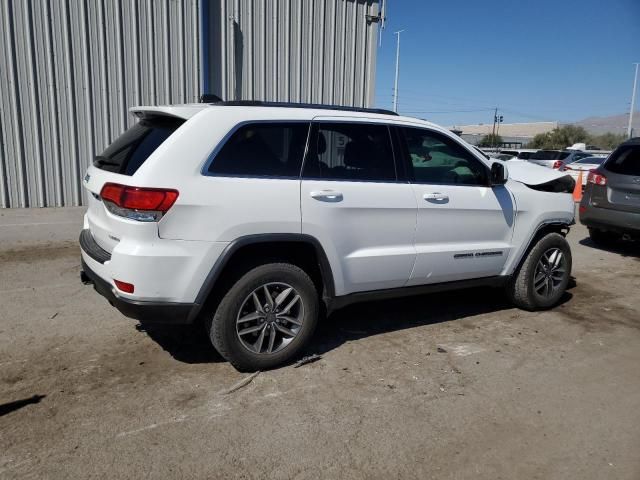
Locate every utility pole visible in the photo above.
<box><xmin>496</xmin><ymin>114</ymin><xmax>504</xmax><ymax>144</ymax></box>
<box><xmin>628</xmin><ymin>63</ymin><xmax>639</xmax><ymax>138</ymax></box>
<box><xmin>392</xmin><ymin>30</ymin><xmax>404</xmax><ymax>113</ymax></box>
<box><xmin>491</xmin><ymin>108</ymin><xmax>498</xmax><ymax>149</ymax></box>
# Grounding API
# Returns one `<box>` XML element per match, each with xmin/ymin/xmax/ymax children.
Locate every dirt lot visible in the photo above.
<box><xmin>1</xmin><ymin>207</ymin><xmax>639</xmax><ymax>479</ymax></box>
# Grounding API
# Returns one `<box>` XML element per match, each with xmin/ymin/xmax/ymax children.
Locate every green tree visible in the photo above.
<box><xmin>528</xmin><ymin>125</ymin><xmax>588</xmax><ymax>149</ymax></box>
<box><xmin>586</xmin><ymin>132</ymin><xmax>626</xmax><ymax>150</ymax></box>
<box><xmin>478</xmin><ymin>134</ymin><xmax>503</xmax><ymax>148</ymax></box>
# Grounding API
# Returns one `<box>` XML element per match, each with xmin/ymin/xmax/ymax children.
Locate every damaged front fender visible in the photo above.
<box><xmin>499</xmin><ymin>160</ymin><xmax>576</xmax><ymax>193</ymax></box>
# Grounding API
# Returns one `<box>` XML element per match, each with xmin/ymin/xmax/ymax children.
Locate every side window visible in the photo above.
<box><xmin>207</xmin><ymin>123</ymin><xmax>310</xmax><ymax>177</ymax></box>
<box><xmin>303</xmin><ymin>123</ymin><xmax>396</xmax><ymax>182</ymax></box>
<box><xmin>401</xmin><ymin>127</ymin><xmax>488</xmax><ymax>185</ymax></box>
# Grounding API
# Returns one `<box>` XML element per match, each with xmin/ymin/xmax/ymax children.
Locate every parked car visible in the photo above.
<box><xmin>529</xmin><ymin>150</ymin><xmax>595</xmax><ymax>169</ymax></box>
<box><xmin>561</xmin><ymin>156</ymin><xmax>606</xmax><ymax>186</ymax></box>
<box><xmin>488</xmin><ymin>153</ymin><xmax>517</xmax><ymax>161</ymax></box>
<box><xmin>79</xmin><ymin>101</ymin><xmax>576</xmax><ymax>371</ymax></box>
<box><xmin>580</xmin><ymin>137</ymin><xmax>640</xmax><ymax>243</ymax></box>
<box><xmin>499</xmin><ymin>149</ymin><xmax>537</xmax><ymax>160</ymax></box>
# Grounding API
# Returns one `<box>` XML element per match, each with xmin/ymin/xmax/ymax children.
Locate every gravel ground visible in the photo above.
<box><xmin>1</xmin><ymin>207</ymin><xmax>639</xmax><ymax>479</ymax></box>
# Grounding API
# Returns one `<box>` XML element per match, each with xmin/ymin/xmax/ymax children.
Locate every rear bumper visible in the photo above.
<box><xmin>81</xmin><ymin>258</ymin><xmax>197</xmax><ymax>324</ymax></box>
<box><xmin>580</xmin><ymin>204</ymin><xmax>640</xmax><ymax>236</ymax></box>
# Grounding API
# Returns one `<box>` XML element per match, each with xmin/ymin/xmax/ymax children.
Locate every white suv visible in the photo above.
<box><xmin>80</xmin><ymin>102</ymin><xmax>576</xmax><ymax>371</ymax></box>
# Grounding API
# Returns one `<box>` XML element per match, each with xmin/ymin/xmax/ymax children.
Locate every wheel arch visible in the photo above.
<box><xmin>188</xmin><ymin>234</ymin><xmax>336</xmax><ymax>322</ymax></box>
<box><xmin>507</xmin><ymin>221</ymin><xmax>572</xmax><ymax>276</ymax></box>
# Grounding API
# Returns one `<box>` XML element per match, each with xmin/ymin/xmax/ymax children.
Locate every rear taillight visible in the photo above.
<box><xmin>100</xmin><ymin>183</ymin><xmax>178</xmax><ymax>222</ymax></box>
<box><xmin>587</xmin><ymin>169</ymin><xmax>607</xmax><ymax>186</ymax></box>
<box><xmin>552</xmin><ymin>160</ymin><xmax>564</xmax><ymax>169</ymax></box>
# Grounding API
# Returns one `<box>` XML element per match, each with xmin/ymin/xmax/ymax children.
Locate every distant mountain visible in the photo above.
<box><xmin>569</xmin><ymin>111</ymin><xmax>640</xmax><ymax>135</ymax></box>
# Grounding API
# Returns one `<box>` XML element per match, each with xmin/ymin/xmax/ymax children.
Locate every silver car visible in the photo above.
<box><xmin>580</xmin><ymin>138</ymin><xmax>640</xmax><ymax>243</ymax></box>
<box><xmin>562</xmin><ymin>156</ymin><xmax>606</xmax><ymax>186</ymax></box>
<box><xmin>529</xmin><ymin>150</ymin><xmax>594</xmax><ymax>169</ymax></box>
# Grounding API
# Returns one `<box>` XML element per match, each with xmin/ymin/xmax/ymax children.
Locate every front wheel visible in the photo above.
<box><xmin>208</xmin><ymin>263</ymin><xmax>319</xmax><ymax>372</ymax></box>
<box><xmin>507</xmin><ymin>232</ymin><xmax>572</xmax><ymax>311</ymax></box>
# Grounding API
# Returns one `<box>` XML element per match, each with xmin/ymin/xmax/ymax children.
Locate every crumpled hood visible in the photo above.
<box><xmin>499</xmin><ymin>159</ymin><xmax>571</xmax><ymax>186</ymax></box>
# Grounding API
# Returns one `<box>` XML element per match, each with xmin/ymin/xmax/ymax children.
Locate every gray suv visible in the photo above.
<box><xmin>580</xmin><ymin>138</ymin><xmax>640</xmax><ymax>243</ymax></box>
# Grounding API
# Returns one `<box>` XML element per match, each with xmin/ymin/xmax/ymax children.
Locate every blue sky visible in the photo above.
<box><xmin>374</xmin><ymin>0</ymin><xmax>640</xmax><ymax>126</ymax></box>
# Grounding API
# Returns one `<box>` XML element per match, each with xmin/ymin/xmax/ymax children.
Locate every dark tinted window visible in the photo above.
<box><xmin>95</xmin><ymin>116</ymin><xmax>184</xmax><ymax>175</ymax></box>
<box><xmin>208</xmin><ymin>123</ymin><xmax>309</xmax><ymax>177</ymax></box>
<box><xmin>531</xmin><ymin>150</ymin><xmax>563</xmax><ymax>160</ymax></box>
<box><xmin>605</xmin><ymin>145</ymin><xmax>640</xmax><ymax>176</ymax></box>
<box><xmin>303</xmin><ymin>123</ymin><xmax>396</xmax><ymax>181</ymax></box>
<box><xmin>574</xmin><ymin>157</ymin><xmax>605</xmax><ymax>165</ymax></box>
<box><xmin>401</xmin><ymin>127</ymin><xmax>487</xmax><ymax>185</ymax></box>
<box><xmin>518</xmin><ymin>152</ymin><xmax>533</xmax><ymax>159</ymax></box>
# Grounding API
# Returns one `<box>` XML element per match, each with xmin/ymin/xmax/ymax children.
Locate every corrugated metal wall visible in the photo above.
<box><xmin>206</xmin><ymin>0</ymin><xmax>380</xmax><ymax>108</ymax></box>
<box><xmin>0</xmin><ymin>0</ymin><xmax>200</xmax><ymax>208</ymax></box>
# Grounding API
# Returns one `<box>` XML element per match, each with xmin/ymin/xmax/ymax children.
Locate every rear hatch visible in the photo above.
<box><xmin>595</xmin><ymin>144</ymin><xmax>640</xmax><ymax>213</ymax></box>
<box><xmin>84</xmin><ymin>115</ymin><xmax>185</xmax><ymax>253</ymax></box>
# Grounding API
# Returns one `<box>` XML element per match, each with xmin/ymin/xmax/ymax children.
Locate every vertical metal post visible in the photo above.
<box><xmin>392</xmin><ymin>29</ymin><xmax>404</xmax><ymax>113</ymax></box>
<box><xmin>628</xmin><ymin>63</ymin><xmax>639</xmax><ymax>138</ymax></box>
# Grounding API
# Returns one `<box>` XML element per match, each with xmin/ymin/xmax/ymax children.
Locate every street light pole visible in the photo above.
<box><xmin>628</xmin><ymin>63</ymin><xmax>639</xmax><ymax>138</ymax></box>
<box><xmin>392</xmin><ymin>30</ymin><xmax>404</xmax><ymax>113</ymax></box>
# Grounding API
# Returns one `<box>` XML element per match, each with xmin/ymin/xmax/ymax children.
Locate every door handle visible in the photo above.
<box><xmin>310</xmin><ymin>190</ymin><xmax>343</xmax><ymax>202</ymax></box>
<box><xmin>423</xmin><ymin>192</ymin><xmax>449</xmax><ymax>202</ymax></box>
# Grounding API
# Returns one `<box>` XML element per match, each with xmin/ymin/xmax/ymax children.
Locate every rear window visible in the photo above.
<box><xmin>207</xmin><ymin>123</ymin><xmax>310</xmax><ymax>177</ymax></box>
<box><xmin>574</xmin><ymin>157</ymin><xmax>605</xmax><ymax>165</ymax></box>
<box><xmin>531</xmin><ymin>150</ymin><xmax>565</xmax><ymax>160</ymax></box>
<box><xmin>604</xmin><ymin>145</ymin><xmax>640</xmax><ymax>176</ymax></box>
<box><xmin>94</xmin><ymin>116</ymin><xmax>184</xmax><ymax>175</ymax></box>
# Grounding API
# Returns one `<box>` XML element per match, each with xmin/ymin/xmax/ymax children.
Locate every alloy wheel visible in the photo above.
<box><xmin>235</xmin><ymin>282</ymin><xmax>304</xmax><ymax>354</ymax></box>
<box><xmin>533</xmin><ymin>248</ymin><xmax>567</xmax><ymax>298</ymax></box>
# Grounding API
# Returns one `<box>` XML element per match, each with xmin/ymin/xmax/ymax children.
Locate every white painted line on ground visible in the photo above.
<box><xmin>0</xmin><ymin>221</ymin><xmax>81</xmax><ymax>227</ymax></box>
<box><xmin>0</xmin><ymin>283</ymin><xmax>80</xmax><ymax>294</ymax></box>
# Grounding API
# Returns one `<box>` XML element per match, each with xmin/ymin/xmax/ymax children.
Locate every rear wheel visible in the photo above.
<box><xmin>507</xmin><ymin>232</ymin><xmax>572</xmax><ymax>311</ymax></box>
<box><xmin>588</xmin><ymin>228</ymin><xmax>621</xmax><ymax>246</ymax></box>
<box><xmin>208</xmin><ymin>263</ymin><xmax>319</xmax><ymax>372</ymax></box>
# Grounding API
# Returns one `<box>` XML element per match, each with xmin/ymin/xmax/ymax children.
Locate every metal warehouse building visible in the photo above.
<box><xmin>0</xmin><ymin>0</ymin><xmax>382</xmax><ymax>208</ymax></box>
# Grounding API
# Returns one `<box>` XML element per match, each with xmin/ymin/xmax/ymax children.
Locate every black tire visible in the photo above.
<box><xmin>588</xmin><ymin>228</ymin><xmax>621</xmax><ymax>246</ymax></box>
<box><xmin>207</xmin><ymin>263</ymin><xmax>319</xmax><ymax>372</ymax></box>
<box><xmin>507</xmin><ymin>232</ymin><xmax>572</xmax><ymax>311</ymax></box>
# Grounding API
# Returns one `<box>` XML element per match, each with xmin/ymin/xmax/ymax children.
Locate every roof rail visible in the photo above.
<box><xmin>199</xmin><ymin>98</ymin><xmax>399</xmax><ymax>116</ymax></box>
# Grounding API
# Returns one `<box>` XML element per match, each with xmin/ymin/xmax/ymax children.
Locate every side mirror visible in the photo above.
<box><xmin>490</xmin><ymin>162</ymin><xmax>508</xmax><ymax>186</ymax></box>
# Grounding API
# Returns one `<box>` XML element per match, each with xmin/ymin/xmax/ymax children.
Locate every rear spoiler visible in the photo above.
<box><xmin>129</xmin><ymin>105</ymin><xmax>208</xmax><ymax>120</ymax></box>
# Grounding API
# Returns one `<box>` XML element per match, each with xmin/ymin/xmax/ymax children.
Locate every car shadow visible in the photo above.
<box><xmin>136</xmin><ymin>322</ymin><xmax>225</xmax><ymax>364</ymax></box>
<box><xmin>308</xmin><ymin>284</ymin><xmax>574</xmax><ymax>359</ymax></box>
<box><xmin>136</xmin><ymin>283</ymin><xmax>574</xmax><ymax>366</ymax></box>
<box><xmin>578</xmin><ymin>237</ymin><xmax>640</xmax><ymax>259</ymax></box>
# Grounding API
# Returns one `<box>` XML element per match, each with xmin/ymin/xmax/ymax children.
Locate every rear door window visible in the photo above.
<box><xmin>207</xmin><ymin>123</ymin><xmax>310</xmax><ymax>177</ymax></box>
<box><xmin>605</xmin><ymin>145</ymin><xmax>640</xmax><ymax>176</ymax></box>
<box><xmin>95</xmin><ymin>116</ymin><xmax>184</xmax><ymax>175</ymax></box>
<box><xmin>302</xmin><ymin>123</ymin><xmax>397</xmax><ymax>182</ymax></box>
